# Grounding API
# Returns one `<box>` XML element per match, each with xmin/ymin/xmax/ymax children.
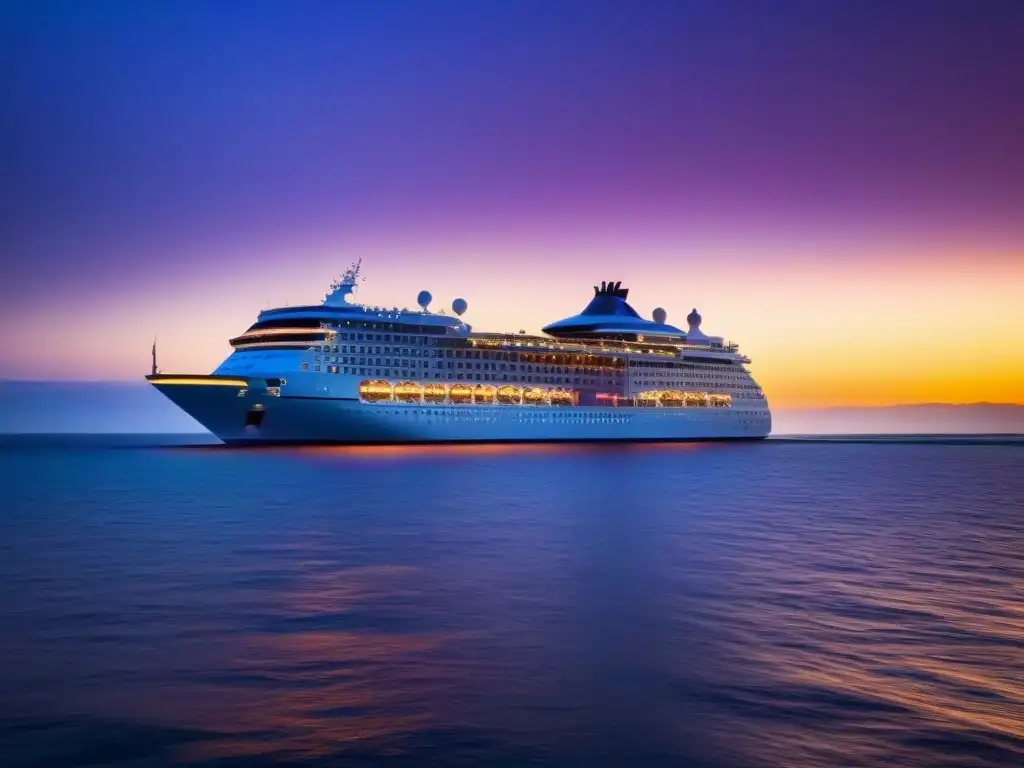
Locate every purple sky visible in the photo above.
<box><xmin>1</xmin><ymin>0</ymin><xmax>1022</xmax><ymax>400</ymax></box>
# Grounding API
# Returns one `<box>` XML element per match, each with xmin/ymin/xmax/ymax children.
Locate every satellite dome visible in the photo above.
<box><xmin>417</xmin><ymin>290</ymin><xmax>432</xmax><ymax>310</ymax></box>
<box><xmin>452</xmin><ymin>298</ymin><xmax>468</xmax><ymax>316</ymax></box>
<box><xmin>652</xmin><ymin>307</ymin><xmax>667</xmax><ymax>325</ymax></box>
<box><xmin>687</xmin><ymin>308</ymin><xmax>702</xmax><ymax>329</ymax></box>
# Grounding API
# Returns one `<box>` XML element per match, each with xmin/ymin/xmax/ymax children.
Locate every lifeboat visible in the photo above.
<box><xmin>497</xmin><ymin>385</ymin><xmax>522</xmax><ymax>405</ymax></box>
<box><xmin>394</xmin><ymin>381</ymin><xmax>422</xmax><ymax>403</ymax></box>
<box><xmin>423</xmin><ymin>383</ymin><xmax>447</xmax><ymax>404</ymax></box>
<box><xmin>549</xmin><ymin>388</ymin><xmax>574</xmax><ymax>406</ymax></box>
<box><xmin>359</xmin><ymin>379</ymin><xmax>393</xmax><ymax>403</ymax></box>
<box><xmin>449</xmin><ymin>383</ymin><xmax>473</xmax><ymax>404</ymax></box>
<box><xmin>523</xmin><ymin>387</ymin><xmax>547</xmax><ymax>405</ymax></box>
<box><xmin>660</xmin><ymin>390</ymin><xmax>683</xmax><ymax>407</ymax></box>
<box><xmin>684</xmin><ymin>391</ymin><xmax>710</xmax><ymax>407</ymax></box>
<box><xmin>474</xmin><ymin>384</ymin><xmax>496</xmax><ymax>404</ymax></box>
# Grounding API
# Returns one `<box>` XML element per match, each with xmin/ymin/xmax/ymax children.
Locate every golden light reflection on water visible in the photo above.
<box><xmin>178</xmin><ymin>631</ymin><xmax>446</xmax><ymax>761</ymax></box>
<box><xmin>693</xmin><ymin>530</ymin><xmax>1024</xmax><ymax>765</ymax></box>
<box><xmin>122</xmin><ymin>564</ymin><xmax>459</xmax><ymax>762</ymax></box>
<box><xmin>289</xmin><ymin>441</ymin><xmax>579</xmax><ymax>459</ymax></box>
<box><xmin>273</xmin><ymin>440</ymin><xmax>710</xmax><ymax>461</ymax></box>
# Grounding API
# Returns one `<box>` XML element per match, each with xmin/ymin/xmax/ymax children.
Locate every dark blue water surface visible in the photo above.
<box><xmin>1</xmin><ymin>436</ymin><xmax>1022</xmax><ymax>767</ymax></box>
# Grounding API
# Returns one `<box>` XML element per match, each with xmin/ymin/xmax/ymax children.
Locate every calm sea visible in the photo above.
<box><xmin>1</xmin><ymin>435</ymin><xmax>1022</xmax><ymax>767</ymax></box>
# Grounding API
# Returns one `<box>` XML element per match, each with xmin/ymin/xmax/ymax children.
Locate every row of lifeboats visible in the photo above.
<box><xmin>359</xmin><ymin>380</ymin><xmax>577</xmax><ymax>406</ymax></box>
<box><xmin>359</xmin><ymin>380</ymin><xmax>733</xmax><ymax>407</ymax></box>
<box><xmin>636</xmin><ymin>391</ymin><xmax>732</xmax><ymax>407</ymax></box>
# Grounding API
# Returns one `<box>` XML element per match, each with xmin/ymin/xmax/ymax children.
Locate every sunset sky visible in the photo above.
<box><xmin>2</xmin><ymin>0</ymin><xmax>1022</xmax><ymax>408</ymax></box>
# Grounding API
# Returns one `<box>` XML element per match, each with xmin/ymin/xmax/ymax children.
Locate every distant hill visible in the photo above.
<box><xmin>772</xmin><ymin>403</ymin><xmax>1024</xmax><ymax>436</ymax></box>
<box><xmin>0</xmin><ymin>381</ymin><xmax>1021</xmax><ymax>435</ymax></box>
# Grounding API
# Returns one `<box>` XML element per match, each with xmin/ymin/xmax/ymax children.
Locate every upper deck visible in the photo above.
<box><xmin>227</xmin><ymin>263</ymin><xmax>751</xmax><ymax>364</ymax></box>
<box><xmin>467</xmin><ymin>332</ymin><xmax>747</xmax><ymax>364</ymax></box>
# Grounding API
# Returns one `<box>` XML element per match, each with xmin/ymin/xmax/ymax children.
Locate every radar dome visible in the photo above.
<box><xmin>652</xmin><ymin>307</ymin><xmax>667</xmax><ymax>325</ymax></box>
<box><xmin>451</xmin><ymin>298</ymin><xmax>468</xmax><ymax>316</ymax></box>
<box><xmin>687</xmin><ymin>308</ymin><xmax>702</xmax><ymax>329</ymax></box>
<box><xmin>417</xmin><ymin>290</ymin><xmax>432</xmax><ymax>310</ymax></box>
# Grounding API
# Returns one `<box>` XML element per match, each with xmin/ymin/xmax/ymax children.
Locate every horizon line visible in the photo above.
<box><xmin>0</xmin><ymin>379</ymin><xmax>1021</xmax><ymax>410</ymax></box>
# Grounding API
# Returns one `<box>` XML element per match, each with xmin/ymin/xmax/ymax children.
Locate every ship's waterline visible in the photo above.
<box><xmin>148</xmin><ymin>264</ymin><xmax>771</xmax><ymax>444</ymax></box>
<box><xmin>150</xmin><ymin>380</ymin><xmax>770</xmax><ymax>445</ymax></box>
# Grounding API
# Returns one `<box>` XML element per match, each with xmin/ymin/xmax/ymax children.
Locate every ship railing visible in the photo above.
<box><xmin>470</xmin><ymin>338</ymin><xmax>679</xmax><ymax>358</ymax></box>
<box><xmin>469</xmin><ymin>333</ymin><xmax>738</xmax><ymax>357</ymax></box>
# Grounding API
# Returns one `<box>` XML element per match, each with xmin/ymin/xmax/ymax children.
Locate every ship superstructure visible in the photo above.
<box><xmin>148</xmin><ymin>262</ymin><xmax>771</xmax><ymax>443</ymax></box>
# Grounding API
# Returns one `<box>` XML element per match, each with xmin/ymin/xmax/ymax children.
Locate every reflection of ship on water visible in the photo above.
<box><xmin>148</xmin><ymin>261</ymin><xmax>771</xmax><ymax>444</ymax></box>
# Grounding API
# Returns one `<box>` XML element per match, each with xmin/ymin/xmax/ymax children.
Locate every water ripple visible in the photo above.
<box><xmin>0</xmin><ymin>438</ymin><xmax>1021</xmax><ymax>766</ymax></box>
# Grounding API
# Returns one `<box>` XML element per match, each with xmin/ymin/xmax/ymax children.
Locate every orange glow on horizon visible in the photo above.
<box><xmin>2</xmin><ymin>239</ymin><xmax>1021</xmax><ymax>409</ymax></box>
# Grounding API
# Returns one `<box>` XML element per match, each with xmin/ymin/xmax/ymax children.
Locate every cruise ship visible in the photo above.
<box><xmin>148</xmin><ymin>261</ymin><xmax>771</xmax><ymax>444</ymax></box>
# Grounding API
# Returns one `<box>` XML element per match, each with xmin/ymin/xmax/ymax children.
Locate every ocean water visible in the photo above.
<box><xmin>1</xmin><ymin>436</ymin><xmax>1022</xmax><ymax>767</ymax></box>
